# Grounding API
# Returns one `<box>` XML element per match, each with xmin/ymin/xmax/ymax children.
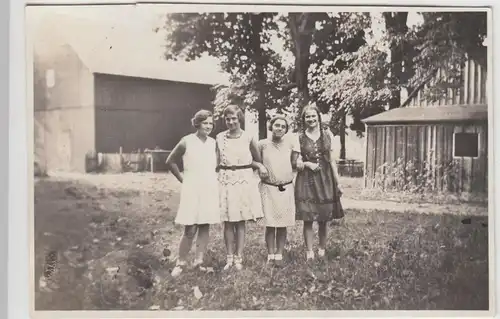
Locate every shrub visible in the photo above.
<box><xmin>372</xmin><ymin>157</ymin><xmax>464</xmax><ymax>194</ymax></box>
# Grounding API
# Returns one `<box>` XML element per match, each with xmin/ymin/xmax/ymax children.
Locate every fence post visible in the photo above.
<box><xmin>119</xmin><ymin>146</ymin><xmax>123</xmax><ymax>172</ymax></box>
<box><xmin>151</xmin><ymin>152</ymin><xmax>155</xmax><ymax>173</ymax></box>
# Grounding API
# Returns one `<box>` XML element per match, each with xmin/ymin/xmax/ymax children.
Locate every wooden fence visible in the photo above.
<box><xmin>85</xmin><ymin>149</ymin><xmax>172</xmax><ymax>173</ymax></box>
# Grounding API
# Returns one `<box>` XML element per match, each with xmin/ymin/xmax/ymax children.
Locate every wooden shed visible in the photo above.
<box><xmin>362</xmin><ymin>59</ymin><xmax>488</xmax><ymax>194</ymax></box>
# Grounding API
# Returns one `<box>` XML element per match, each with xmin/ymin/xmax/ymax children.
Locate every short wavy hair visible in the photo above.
<box><xmin>222</xmin><ymin>105</ymin><xmax>245</xmax><ymax>126</ymax></box>
<box><xmin>268</xmin><ymin>114</ymin><xmax>289</xmax><ymax>134</ymax></box>
<box><xmin>191</xmin><ymin>109</ymin><xmax>213</xmax><ymax>129</ymax></box>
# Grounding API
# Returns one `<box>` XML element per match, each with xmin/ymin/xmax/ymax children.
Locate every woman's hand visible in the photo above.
<box><xmin>305</xmin><ymin>162</ymin><xmax>320</xmax><ymax>172</ymax></box>
<box><xmin>258</xmin><ymin>165</ymin><xmax>269</xmax><ymax>179</ymax></box>
<box><xmin>337</xmin><ymin>187</ymin><xmax>343</xmax><ymax>197</ymax></box>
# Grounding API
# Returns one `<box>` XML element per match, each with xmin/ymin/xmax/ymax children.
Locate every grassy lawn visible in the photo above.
<box><xmin>34</xmin><ymin>173</ymin><xmax>489</xmax><ymax>311</ymax></box>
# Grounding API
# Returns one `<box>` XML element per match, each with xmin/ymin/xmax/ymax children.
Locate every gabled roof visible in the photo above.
<box><xmin>30</xmin><ymin>11</ymin><xmax>230</xmax><ymax>86</ymax></box>
<box><xmin>362</xmin><ymin>104</ymin><xmax>488</xmax><ymax>125</ymax></box>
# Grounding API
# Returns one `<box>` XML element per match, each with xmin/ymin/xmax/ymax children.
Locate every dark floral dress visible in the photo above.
<box><xmin>294</xmin><ymin>130</ymin><xmax>344</xmax><ymax>221</ymax></box>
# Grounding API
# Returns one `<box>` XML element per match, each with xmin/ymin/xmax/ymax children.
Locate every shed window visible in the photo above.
<box><xmin>453</xmin><ymin>132</ymin><xmax>479</xmax><ymax>158</ymax></box>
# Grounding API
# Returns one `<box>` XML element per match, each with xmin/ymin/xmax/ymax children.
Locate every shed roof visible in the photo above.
<box><xmin>362</xmin><ymin>104</ymin><xmax>488</xmax><ymax>125</ymax></box>
<box><xmin>30</xmin><ymin>11</ymin><xmax>230</xmax><ymax>86</ymax></box>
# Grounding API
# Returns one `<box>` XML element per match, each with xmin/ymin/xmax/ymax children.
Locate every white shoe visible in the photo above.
<box><xmin>234</xmin><ymin>255</ymin><xmax>243</xmax><ymax>270</ymax></box>
<box><xmin>193</xmin><ymin>258</ymin><xmax>207</xmax><ymax>271</ymax></box>
<box><xmin>318</xmin><ymin>249</ymin><xmax>326</xmax><ymax>257</ymax></box>
<box><xmin>306</xmin><ymin>251</ymin><xmax>315</xmax><ymax>260</ymax></box>
<box><xmin>274</xmin><ymin>254</ymin><xmax>284</xmax><ymax>266</ymax></box>
<box><xmin>267</xmin><ymin>254</ymin><xmax>275</xmax><ymax>263</ymax></box>
<box><xmin>171</xmin><ymin>260</ymin><xmax>186</xmax><ymax>277</ymax></box>
<box><xmin>171</xmin><ymin>265</ymin><xmax>183</xmax><ymax>277</ymax></box>
<box><xmin>223</xmin><ymin>255</ymin><xmax>234</xmax><ymax>271</ymax></box>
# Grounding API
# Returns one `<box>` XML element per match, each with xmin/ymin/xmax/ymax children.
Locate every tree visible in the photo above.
<box><xmin>279</xmin><ymin>12</ymin><xmax>370</xmax><ymax>156</ymax></box>
<box><xmin>163</xmin><ymin>13</ymin><xmax>279</xmax><ymax>139</ymax></box>
<box><xmin>402</xmin><ymin>11</ymin><xmax>487</xmax><ymax>106</ymax></box>
<box><xmin>286</xmin><ymin>13</ymin><xmax>317</xmax><ymax>105</ymax></box>
<box><xmin>309</xmin><ymin>13</ymin><xmax>369</xmax><ymax>159</ymax></box>
<box><xmin>164</xmin><ymin>12</ymin><xmax>373</xmax><ymax>146</ymax></box>
<box><xmin>383</xmin><ymin>12</ymin><xmax>410</xmax><ymax>109</ymax></box>
<box><xmin>320</xmin><ymin>11</ymin><xmax>488</xmax><ymax>138</ymax></box>
<box><xmin>320</xmin><ymin>42</ymin><xmax>392</xmax><ymax>135</ymax></box>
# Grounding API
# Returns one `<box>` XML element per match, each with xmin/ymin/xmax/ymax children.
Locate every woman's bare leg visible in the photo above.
<box><xmin>303</xmin><ymin>221</ymin><xmax>314</xmax><ymax>259</ymax></box>
<box><xmin>194</xmin><ymin>224</ymin><xmax>210</xmax><ymax>264</ymax></box>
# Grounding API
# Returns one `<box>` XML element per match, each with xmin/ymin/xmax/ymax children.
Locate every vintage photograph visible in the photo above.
<box><xmin>28</xmin><ymin>3</ymin><xmax>491</xmax><ymax>312</ymax></box>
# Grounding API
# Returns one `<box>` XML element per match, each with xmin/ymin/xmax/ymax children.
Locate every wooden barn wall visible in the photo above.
<box><xmin>408</xmin><ymin>59</ymin><xmax>487</xmax><ymax>107</ymax></box>
<box><xmin>94</xmin><ymin>74</ymin><xmax>217</xmax><ymax>153</ymax></box>
<box><xmin>365</xmin><ymin>122</ymin><xmax>488</xmax><ymax>193</ymax></box>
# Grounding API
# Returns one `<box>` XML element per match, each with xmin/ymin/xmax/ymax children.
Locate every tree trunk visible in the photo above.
<box><xmin>339</xmin><ymin>112</ymin><xmax>346</xmax><ymax>160</ymax></box>
<box><xmin>383</xmin><ymin>12</ymin><xmax>408</xmax><ymax>109</ymax></box>
<box><xmin>288</xmin><ymin>13</ymin><xmax>316</xmax><ymax>117</ymax></box>
<box><xmin>251</xmin><ymin>13</ymin><xmax>268</xmax><ymax>139</ymax></box>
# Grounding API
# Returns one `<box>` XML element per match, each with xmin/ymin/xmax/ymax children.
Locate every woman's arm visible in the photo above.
<box><xmin>250</xmin><ymin>137</ymin><xmax>268</xmax><ymax>178</ymax></box>
<box><xmin>165</xmin><ymin>138</ymin><xmax>186</xmax><ymax>183</ymax></box>
<box><xmin>291</xmin><ymin>151</ymin><xmax>300</xmax><ymax>170</ymax></box>
<box><xmin>291</xmin><ymin>133</ymin><xmax>305</xmax><ymax>171</ymax></box>
<box><xmin>249</xmin><ymin>137</ymin><xmax>265</xmax><ymax>169</ymax></box>
<box><xmin>215</xmin><ymin>140</ymin><xmax>221</xmax><ymax>171</ymax></box>
<box><xmin>330</xmin><ymin>152</ymin><xmax>341</xmax><ymax>183</ymax></box>
<box><xmin>326</xmin><ymin>130</ymin><xmax>342</xmax><ymax>192</ymax></box>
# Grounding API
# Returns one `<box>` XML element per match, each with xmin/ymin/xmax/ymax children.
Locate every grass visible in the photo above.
<box><xmin>34</xmin><ymin>173</ymin><xmax>489</xmax><ymax>311</ymax></box>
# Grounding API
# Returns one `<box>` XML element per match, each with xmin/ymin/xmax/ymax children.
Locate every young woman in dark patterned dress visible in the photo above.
<box><xmin>294</xmin><ymin>104</ymin><xmax>344</xmax><ymax>261</ymax></box>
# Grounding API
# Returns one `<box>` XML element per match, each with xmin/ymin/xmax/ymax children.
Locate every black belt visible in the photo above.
<box><xmin>217</xmin><ymin>164</ymin><xmax>253</xmax><ymax>171</ymax></box>
<box><xmin>261</xmin><ymin>180</ymin><xmax>293</xmax><ymax>192</ymax></box>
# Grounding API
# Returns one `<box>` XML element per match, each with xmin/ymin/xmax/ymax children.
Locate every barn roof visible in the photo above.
<box><xmin>30</xmin><ymin>11</ymin><xmax>230</xmax><ymax>86</ymax></box>
<box><xmin>362</xmin><ymin>104</ymin><xmax>488</xmax><ymax>125</ymax></box>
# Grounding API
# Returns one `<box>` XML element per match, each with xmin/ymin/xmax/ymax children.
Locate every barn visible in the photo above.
<box><xmin>31</xmin><ymin>13</ymin><xmax>229</xmax><ymax>173</ymax></box>
<box><xmin>362</xmin><ymin>59</ymin><xmax>488</xmax><ymax>194</ymax></box>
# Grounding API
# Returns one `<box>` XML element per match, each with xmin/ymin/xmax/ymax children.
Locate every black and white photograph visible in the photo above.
<box><xmin>27</xmin><ymin>3</ymin><xmax>492</xmax><ymax>314</ymax></box>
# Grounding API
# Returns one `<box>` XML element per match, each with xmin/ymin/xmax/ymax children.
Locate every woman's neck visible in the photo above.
<box><xmin>196</xmin><ymin>131</ymin><xmax>208</xmax><ymax>141</ymax></box>
<box><xmin>306</xmin><ymin>126</ymin><xmax>320</xmax><ymax>134</ymax></box>
<box><xmin>271</xmin><ymin>135</ymin><xmax>282</xmax><ymax>143</ymax></box>
<box><xmin>228</xmin><ymin>128</ymin><xmax>242</xmax><ymax>136</ymax></box>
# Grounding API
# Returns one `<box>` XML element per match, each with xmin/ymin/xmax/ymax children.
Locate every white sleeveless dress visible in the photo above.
<box><xmin>258</xmin><ymin>135</ymin><xmax>299</xmax><ymax>227</ymax></box>
<box><xmin>175</xmin><ymin>133</ymin><xmax>221</xmax><ymax>225</ymax></box>
<box><xmin>216</xmin><ymin>130</ymin><xmax>264</xmax><ymax>222</ymax></box>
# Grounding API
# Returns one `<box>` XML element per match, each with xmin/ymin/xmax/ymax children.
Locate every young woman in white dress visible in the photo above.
<box><xmin>258</xmin><ymin>115</ymin><xmax>300</xmax><ymax>266</ymax></box>
<box><xmin>165</xmin><ymin>110</ymin><xmax>220</xmax><ymax>277</ymax></box>
<box><xmin>216</xmin><ymin>105</ymin><xmax>268</xmax><ymax>271</ymax></box>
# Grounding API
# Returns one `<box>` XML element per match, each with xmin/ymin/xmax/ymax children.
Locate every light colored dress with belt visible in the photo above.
<box><xmin>175</xmin><ymin>133</ymin><xmax>220</xmax><ymax>225</ymax></box>
<box><xmin>217</xmin><ymin>130</ymin><xmax>264</xmax><ymax>222</ymax></box>
<box><xmin>258</xmin><ymin>135</ymin><xmax>300</xmax><ymax>227</ymax></box>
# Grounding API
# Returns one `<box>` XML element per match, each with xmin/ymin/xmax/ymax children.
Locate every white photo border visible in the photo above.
<box><xmin>9</xmin><ymin>1</ymin><xmax>499</xmax><ymax>319</ymax></box>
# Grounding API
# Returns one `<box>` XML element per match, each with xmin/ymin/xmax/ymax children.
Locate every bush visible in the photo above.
<box><xmin>372</xmin><ymin>157</ymin><xmax>464</xmax><ymax>194</ymax></box>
